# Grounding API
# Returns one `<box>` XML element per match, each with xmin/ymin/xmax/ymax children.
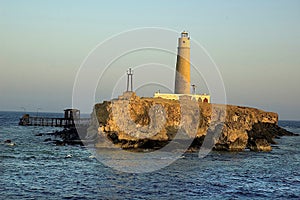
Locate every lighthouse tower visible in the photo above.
<box><xmin>174</xmin><ymin>31</ymin><xmax>190</xmax><ymax>94</ymax></box>
<box><xmin>154</xmin><ymin>31</ymin><xmax>210</xmax><ymax>103</ymax></box>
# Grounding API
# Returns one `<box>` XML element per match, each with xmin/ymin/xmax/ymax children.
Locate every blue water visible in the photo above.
<box><xmin>0</xmin><ymin>111</ymin><xmax>299</xmax><ymax>199</ymax></box>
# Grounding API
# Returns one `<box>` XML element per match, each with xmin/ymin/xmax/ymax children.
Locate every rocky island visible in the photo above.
<box><xmin>82</xmin><ymin>92</ymin><xmax>296</xmax><ymax>152</ymax></box>
<box><xmin>55</xmin><ymin>31</ymin><xmax>297</xmax><ymax>152</ymax></box>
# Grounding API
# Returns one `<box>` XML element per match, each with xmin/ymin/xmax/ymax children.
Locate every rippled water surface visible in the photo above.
<box><xmin>0</xmin><ymin>111</ymin><xmax>299</xmax><ymax>199</ymax></box>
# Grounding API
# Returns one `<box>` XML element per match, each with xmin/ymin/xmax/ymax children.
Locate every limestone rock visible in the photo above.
<box><xmin>90</xmin><ymin>92</ymin><xmax>294</xmax><ymax>152</ymax></box>
<box><xmin>249</xmin><ymin>138</ymin><xmax>272</xmax><ymax>152</ymax></box>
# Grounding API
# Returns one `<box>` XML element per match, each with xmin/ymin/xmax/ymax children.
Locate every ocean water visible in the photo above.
<box><xmin>0</xmin><ymin>111</ymin><xmax>299</xmax><ymax>199</ymax></box>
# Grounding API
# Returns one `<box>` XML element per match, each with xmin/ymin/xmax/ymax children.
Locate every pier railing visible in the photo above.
<box><xmin>19</xmin><ymin>116</ymin><xmax>90</xmax><ymax>128</ymax></box>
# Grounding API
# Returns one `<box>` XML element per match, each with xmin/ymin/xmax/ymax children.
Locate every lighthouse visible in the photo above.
<box><xmin>174</xmin><ymin>31</ymin><xmax>191</xmax><ymax>94</ymax></box>
<box><xmin>154</xmin><ymin>31</ymin><xmax>210</xmax><ymax>103</ymax></box>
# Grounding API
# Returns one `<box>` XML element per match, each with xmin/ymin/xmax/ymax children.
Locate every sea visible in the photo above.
<box><xmin>0</xmin><ymin>111</ymin><xmax>299</xmax><ymax>199</ymax></box>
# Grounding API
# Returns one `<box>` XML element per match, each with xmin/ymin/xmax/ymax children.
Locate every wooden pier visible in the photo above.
<box><xmin>19</xmin><ymin>109</ymin><xmax>90</xmax><ymax>128</ymax></box>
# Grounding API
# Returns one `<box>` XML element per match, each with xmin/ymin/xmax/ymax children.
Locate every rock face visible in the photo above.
<box><xmin>89</xmin><ymin>92</ymin><xmax>296</xmax><ymax>152</ymax></box>
<box><xmin>247</xmin><ymin>122</ymin><xmax>295</xmax><ymax>151</ymax></box>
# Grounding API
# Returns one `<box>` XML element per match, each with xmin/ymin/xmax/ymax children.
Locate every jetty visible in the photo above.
<box><xmin>19</xmin><ymin>109</ymin><xmax>90</xmax><ymax>128</ymax></box>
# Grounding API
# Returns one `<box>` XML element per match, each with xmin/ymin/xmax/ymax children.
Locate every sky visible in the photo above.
<box><xmin>0</xmin><ymin>0</ymin><xmax>299</xmax><ymax>120</ymax></box>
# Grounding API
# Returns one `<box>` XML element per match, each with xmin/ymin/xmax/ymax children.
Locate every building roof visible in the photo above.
<box><xmin>64</xmin><ymin>108</ymin><xmax>80</xmax><ymax>112</ymax></box>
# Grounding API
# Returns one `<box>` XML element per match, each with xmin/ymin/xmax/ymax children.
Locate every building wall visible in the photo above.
<box><xmin>154</xmin><ymin>92</ymin><xmax>210</xmax><ymax>103</ymax></box>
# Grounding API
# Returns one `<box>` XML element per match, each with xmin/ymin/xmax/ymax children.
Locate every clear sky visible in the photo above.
<box><xmin>0</xmin><ymin>0</ymin><xmax>299</xmax><ymax>120</ymax></box>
